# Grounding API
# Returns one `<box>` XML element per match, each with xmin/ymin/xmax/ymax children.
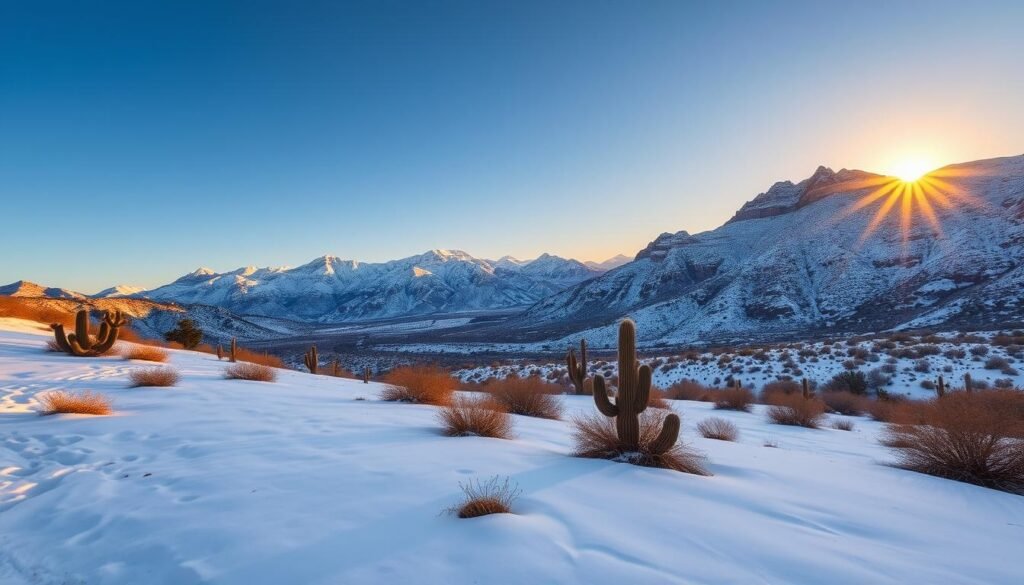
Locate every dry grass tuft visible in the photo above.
<box><xmin>380</xmin><ymin>365</ymin><xmax>457</xmax><ymax>405</ymax></box>
<box><xmin>868</xmin><ymin>397</ymin><xmax>928</xmax><ymax>424</ymax></box>
<box><xmin>766</xmin><ymin>395</ymin><xmax>826</xmax><ymax>428</ymax></box>
<box><xmin>120</xmin><ymin>344</ymin><xmax>169</xmax><ymax>363</ymax></box>
<box><xmin>647</xmin><ymin>387</ymin><xmax>670</xmax><ymax>409</ymax></box>
<box><xmin>129</xmin><ymin>367</ymin><xmax>180</xmax><ymax>387</ymax></box>
<box><xmin>233</xmin><ymin>347</ymin><xmax>286</xmax><ymax>368</ymax></box>
<box><xmin>225</xmin><ymin>362</ymin><xmax>277</xmax><ymax>382</ymax></box>
<box><xmin>760</xmin><ymin>380</ymin><xmax>802</xmax><ymax>405</ymax></box>
<box><xmin>484</xmin><ymin>375</ymin><xmax>563</xmax><ymax>419</ymax></box>
<box><xmin>437</xmin><ymin>395</ymin><xmax>513</xmax><ymax>438</ymax></box>
<box><xmin>831</xmin><ymin>418</ymin><xmax>856</xmax><ymax>431</ymax></box>
<box><xmin>44</xmin><ymin>340</ymin><xmax>62</xmax><ymax>352</ymax></box>
<box><xmin>572</xmin><ymin>410</ymin><xmax>709</xmax><ymax>475</ymax></box>
<box><xmin>448</xmin><ymin>476</ymin><xmax>521</xmax><ymax>518</ymax></box>
<box><xmin>713</xmin><ymin>386</ymin><xmax>755</xmax><ymax>412</ymax></box>
<box><xmin>696</xmin><ymin>417</ymin><xmax>739</xmax><ymax>441</ymax></box>
<box><xmin>38</xmin><ymin>390</ymin><xmax>112</xmax><ymax>415</ymax></box>
<box><xmin>882</xmin><ymin>391</ymin><xmax>1024</xmax><ymax>494</ymax></box>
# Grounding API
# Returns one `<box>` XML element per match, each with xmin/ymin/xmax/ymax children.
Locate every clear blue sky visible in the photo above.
<box><xmin>3</xmin><ymin>0</ymin><xmax>1023</xmax><ymax>292</ymax></box>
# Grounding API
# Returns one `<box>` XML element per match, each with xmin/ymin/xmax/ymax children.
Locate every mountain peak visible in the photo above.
<box><xmin>726</xmin><ymin>165</ymin><xmax>879</xmax><ymax>224</ymax></box>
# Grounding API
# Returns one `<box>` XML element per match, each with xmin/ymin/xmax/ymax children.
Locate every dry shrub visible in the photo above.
<box><xmin>766</xmin><ymin>395</ymin><xmax>826</xmax><ymax>428</ymax></box>
<box><xmin>571</xmin><ymin>410</ymin><xmax>709</xmax><ymax>475</ymax></box>
<box><xmin>129</xmin><ymin>367</ymin><xmax>179</xmax><ymax>387</ymax></box>
<box><xmin>44</xmin><ymin>339</ymin><xmax>62</xmax><ymax>352</ymax></box>
<box><xmin>380</xmin><ymin>365</ymin><xmax>456</xmax><ymax>405</ymax></box>
<box><xmin>882</xmin><ymin>391</ymin><xmax>1024</xmax><ymax>493</ymax></box>
<box><xmin>664</xmin><ymin>379</ymin><xmax>713</xmax><ymax>401</ymax></box>
<box><xmin>713</xmin><ymin>386</ymin><xmax>755</xmax><ymax>412</ymax></box>
<box><xmin>821</xmin><ymin>390</ymin><xmax>870</xmax><ymax>416</ymax></box>
<box><xmin>120</xmin><ymin>344</ymin><xmax>169</xmax><ymax>362</ymax></box>
<box><xmin>233</xmin><ymin>347</ymin><xmax>285</xmax><ymax>368</ymax></box>
<box><xmin>448</xmin><ymin>476</ymin><xmax>521</xmax><ymax>518</ymax></box>
<box><xmin>760</xmin><ymin>379</ymin><xmax>802</xmax><ymax>405</ymax></box>
<box><xmin>38</xmin><ymin>390</ymin><xmax>112</xmax><ymax>415</ymax></box>
<box><xmin>832</xmin><ymin>418</ymin><xmax>856</xmax><ymax>431</ymax></box>
<box><xmin>225</xmin><ymin>362</ymin><xmax>277</xmax><ymax>382</ymax></box>
<box><xmin>437</xmin><ymin>395</ymin><xmax>512</xmax><ymax>438</ymax></box>
<box><xmin>696</xmin><ymin>417</ymin><xmax>739</xmax><ymax>441</ymax></box>
<box><xmin>868</xmin><ymin>397</ymin><xmax>928</xmax><ymax>424</ymax></box>
<box><xmin>484</xmin><ymin>375</ymin><xmax>563</xmax><ymax>419</ymax></box>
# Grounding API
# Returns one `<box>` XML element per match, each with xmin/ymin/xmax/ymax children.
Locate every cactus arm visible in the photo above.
<box><xmin>89</xmin><ymin>329</ymin><xmax>119</xmax><ymax>355</ymax></box>
<box><xmin>103</xmin><ymin>310</ymin><xmax>127</xmax><ymax>329</ymax></box>
<box><xmin>633</xmin><ymin>364</ymin><xmax>652</xmax><ymax>413</ymax></box>
<box><xmin>74</xmin><ymin>310</ymin><xmax>93</xmax><ymax>351</ymax></box>
<box><xmin>591</xmin><ymin>375</ymin><xmax>619</xmax><ymax>417</ymax></box>
<box><xmin>66</xmin><ymin>334</ymin><xmax>94</xmax><ymax>357</ymax></box>
<box><xmin>304</xmin><ymin>345</ymin><xmax>318</xmax><ymax>374</ymax></box>
<box><xmin>648</xmin><ymin>413</ymin><xmax>680</xmax><ymax>455</ymax></box>
<box><xmin>50</xmin><ymin>324</ymin><xmax>74</xmax><ymax>354</ymax></box>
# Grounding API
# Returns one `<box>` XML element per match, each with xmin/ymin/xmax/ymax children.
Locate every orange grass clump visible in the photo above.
<box><xmin>225</xmin><ymin>362</ymin><xmax>277</xmax><ymax>382</ymax></box>
<box><xmin>380</xmin><ymin>365</ymin><xmax>457</xmax><ymax>405</ymax></box>
<box><xmin>38</xmin><ymin>390</ymin><xmax>112</xmax><ymax>415</ymax></box>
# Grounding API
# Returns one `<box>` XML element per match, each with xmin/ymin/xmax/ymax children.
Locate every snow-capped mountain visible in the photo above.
<box><xmin>584</xmin><ymin>254</ymin><xmax>632</xmax><ymax>271</ymax></box>
<box><xmin>521</xmin><ymin>154</ymin><xmax>1024</xmax><ymax>346</ymax></box>
<box><xmin>136</xmin><ymin>250</ymin><xmax>603</xmax><ymax>322</ymax></box>
<box><xmin>93</xmin><ymin>284</ymin><xmax>146</xmax><ymax>298</ymax></box>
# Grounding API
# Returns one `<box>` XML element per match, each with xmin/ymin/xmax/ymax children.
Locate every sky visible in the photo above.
<box><xmin>2</xmin><ymin>0</ymin><xmax>1023</xmax><ymax>292</ymax></box>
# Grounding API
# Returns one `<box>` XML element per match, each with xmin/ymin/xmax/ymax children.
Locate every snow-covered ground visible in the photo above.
<box><xmin>2</xmin><ymin>318</ymin><xmax>1022</xmax><ymax>584</ymax></box>
<box><xmin>457</xmin><ymin>331</ymin><xmax>1024</xmax><ymax>400</ymax></box>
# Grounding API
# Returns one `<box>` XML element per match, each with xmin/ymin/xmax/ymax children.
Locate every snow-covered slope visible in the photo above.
<box><xmin>1</xmin><ymin>321</ymin><xmax>1021</xmax><ymax>584</ymax></box>
<box><xmin>0</xmin><ymin>280</ymin><xmax>85</xmax><ymax>300</ymax></box>
<box><xmin>523</xmin><ymin>155</ymin><xmax>1024</xmax><ymax>346</ymax></box>
<box><xmin>137</xmin><ymin>250</ymin><xmax>603</xmax><ymax>323</ymax></box>
<box><xmin>584</xmin><ymin>254</ymin><xmax>632</xmax><ymax>271</ymax></box>
<box><xmin>93</xmin><ymin>284</ymin><xmax>146</xmax><ymax>298</ymax></box>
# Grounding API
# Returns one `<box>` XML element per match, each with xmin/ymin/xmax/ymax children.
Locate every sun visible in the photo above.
<box><xmin>889</xmin><ymin>158</ymin><xmax>935</xmax><ymax>183</ymax></box>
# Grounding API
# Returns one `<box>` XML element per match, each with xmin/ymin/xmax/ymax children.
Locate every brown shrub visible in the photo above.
<box><xmin>882</xmin><ymin>391</ymin><xmax>1024</xmax><ymax>493</ymax></box>
<box><xmin>766</xmin><ymin>395</ymin><xmax>826</xmax><ymax>428</ymax></box>
<box><xmin>647</xmin><ymin>387</ymin><xmax>670</xmax><ymax>409</ymax></box>
<box><xmin>437</xmin><ymin>396</ymin><xmax>512</xmax><ymax>438</ymax></box>
<box><xmin>664</xmin><ymin>379</ymin><xmax>713</xmax><ymax>401</ymax></box>
<box><xmin>448</xmin><ymin>476</ymin><xmax>521</xmax><ymax>518</ymax></box>
<box><xmin>120</xmin><ymin>344</ymin><xmax>169</xmax><ymax>363</ymax></box>
<box><xmin>380</xmin><ymin>365</ymin><xmax>456</xmax><ymax>405</ymax></box>
<box><xmin>832</xmin><ymin>418</ymin><xmax>856</xmax><ymax>431</ymax></box>
<box><xmin>868</xmin><ymin>397</ymin><xmax>928</xmax><ymax>424</ymax></box>
<box><xmin>760</xmin><ymin>379</ymin><xmax>802</xmax><ymax>405</ymax></box>
<box><xmin>696</xmin><ymin>417</ymin><xmax>739</xmax><ymax>441</ymax></box>
<box><xmin>571</xmin><ymin>410</ymin><xmax>709</xmax><ymax>475</ymax></box>
<box><xmin>713</xmin><ymin>386</ymin><xmax>755</xmax><ymax>412</ymax></box>
<box><xmin>225</xmin><ymin>362</ymin><xmax>277</xmax><ymax>382</ymax></box>
<box><xmin>38</xmin><ymin>390</ymin><xmax>112</xmax><ymax>415</ymax></box>
<box><xmin>484</xmin><ymin>375</ymin><xmax>563</xmax><ymax>419</ymax></box>
<box><xmin>129</xmin><ymin>367</ymin><xmax>180</xmax><ymax>387</ymax></box>
<box><xmin>821</xmin><ymin>391</ymin><xmax>869</xmax><ymax>416</ymax></box>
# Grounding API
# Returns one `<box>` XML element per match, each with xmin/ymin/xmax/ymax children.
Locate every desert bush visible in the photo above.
<box><xmin>914</xmin><ymin>359</ymin><xmax>931</xmax><ymax>373</ymax></box>
<box><xmin>380</xmin><ymin>365</ymin><xmax>456</xmax><ymax>405</ymax></box>
<box><xmin>484</xmin><ymin>375</ymin><xmax>563</xmax><ymax>419</ymax></box>
<box><xmin>129</xmin><ymin>367</ymin><xmax>180</xmax><ymax>387</ymax></box>
<box><xmin>820</xmin><ymin>390</ymin><xmax>869</xmax><ymax>416</ymax></box>
<box><xmin>647</xmin><ymin>387</ymin><xmax>670</xmax><ymax>409</ymax></box>
<box><xmin>766</xmin><ymin>395</ymin><xmax>826</xmax><ymax>428</ymax></box>
<box><xmin>225</xmin><ymin>362</ymin><xmax>277</xmax><ymax>382</ymax></box>
<box><xmin>572</xmin><ymin>410</ymin><xmax>708</xmax><ymax>474</ymax></box>
<box><xmin>232</xmin><ymin>347</ymin><xmax>285</xmax><ymax>368</ymax></box>
<box><xmin>944</xmin><ymin>348</ymin><xmax>967</xmax><ymax>360</ymax></box>
<box><xmin>696</xmin><ymin>417</ymin><xmax>739</xmax><ymax>441</ymax></box>
<box><xmin>985</xmin><ymin>356</ymin><xmax>1010</xmax><ymax>370</ymax></box>
<box><xmin>663</xmin><ymin>379</ymin><xmax>714</xmax><ymax>401</ymax></box>
<box><xmin>713</xmin><ymin>385</ymin><xmax>755</xmax><ymax>411</ymax></box>
<box><xmin>38</xmin><ymin>390</ymin><xmax>112</xmax><ymax>415</ymax></box>
<box><xmin>120</xmin><ymin>344</ymin><xmax>168</xmax><ymax>362</ymax></box>
<box><xmin>868</xmin><ymin>397</ymin><xmax>927</xmax><ymax>424</ymax></box>
<box><xmin>882</xmin><ymin>391</ymin><xmax>1024</xmax><ymax>493</ymax></box>
<box><xmin>825</xmin><ymin>370</ymin><xmax>868</xmax><ymax>395</ymax></box>
<box><xmin>437</xmin><ymin>395</ymin><xmax>512</xmax><ymax>438</ymax></box>
<box><xmin>916</xmin><ymin>344</ymin><xmax>941</xmax><ymax>356</ymax></box>
<box><xmin>447</xmin><ymin>476</ymin><xmax>521</xmax><ymax>518</ymax></box>
<box><xmin>759</xmin><ymin>379</ymin><xmax>802</xmax><ymax>405</ymax></box>
<box><xmin>832</xmin><ymin>418</ymin><xmax>856</xmax><ymax>431</ymax></box>
<box><xmin>970</xmin><ymin>345</ymin><xmax>990</xmax><ymax>357</ymax></box>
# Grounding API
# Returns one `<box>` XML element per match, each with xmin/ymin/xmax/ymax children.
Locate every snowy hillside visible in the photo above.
<box><xmin>522</xmin><ymin>154</ymin><xmax>1024</xmax><ymax>346</ymax></box>
<box><xmin>1</xmin><ymin>320</ymin><xmax>1022</xmax><ymax>584</ymax></box>
<box><xmin>136</xmin><ymin>250</ymin><xmax>603</xmax><ymax>322</ymax></box>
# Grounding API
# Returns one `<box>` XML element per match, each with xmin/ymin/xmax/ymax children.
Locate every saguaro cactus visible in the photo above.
<box><xmin>229</xmin><ymin>338</ymin><xmax>237</xmax><ymax>362</ymax></box>
<box><xmin>363</xmin><ymin>366</ymin><xmax>370</xmax><ymax>384</ymax></box>
<box><xmin>331</xmin><ymin>359</ymin><xmax>341</xmax><ymax>377</ymax></box>
<box><xmin>51</xmin><ymin>309</ymin><xmax>127</xmax><ymax>357</ymax></box>
<box><xmin>801</xmin><ymin>378</ymin><xmax>810</xmax><ymax>399</ymax></box>
<box><xmin>304</xmin><ymin>345</ymin><xmax>319</xmax><ymax>374</ymax></box>
<box><xmin>591</xmin><ymin>319</ymin><xmax>679</xmax><ymax>453</ymax></box>
<box><xmin>216</xmin><ymin>345</ymin><xmax>224</xmax><ymax>360</ymax></box>
<box><xmin>566</xmin><ymin>339</ymin><xmax>588</xmax><ymax>394</ymax></box>
<box><xmin>964</xmin><ymin>372</ymin><xmax>973</xmax><ymax>393</ymax></box>
<box><xmin>936</xmin><ymin>375</ymin><xmax>946</xmax><ymax>398</ymax></box>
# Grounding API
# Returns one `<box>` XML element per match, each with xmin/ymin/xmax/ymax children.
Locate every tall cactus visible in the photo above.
<box><xmin>331</xmin><ymin>359</ymin><xmax>341</xmax><ymax>377</ymax></box>
<box><xmin>304</xmin><ymin>345</ymin><xmax>319</xmax><ymax>374</ymax></box>
<box><xmin>963</xmin><ymin>372</ymin><xmax>973</xmax><ymax>393</ymax></box>
<box><xmin>363</xmin><ymin>366</ymin><xmax>370</xmax><ymax>384</ymax></box>
<box><xmin>935</xmin><ymin>375</ymin><xmax>946</xmax><ymax>398</ymax></box>
<box><xmin>51</xmin><ymin>309</ymin><xmax>127</xmax><ymax>357</ymax></box>
<box><xmin>801</xmin><ymin>378</ymin><xmax>810</xmax><ymax>399</ymax></box>
<box><xmin>229</xmin><ymin>338</ymin><xmax>237</xmax><ymax>362</ymax></box>
<box><xmin>566</xmin><ymin>339</ymin><xmax>588</xmax><ymax>394</ymax></box>
<box><xmin>591</xmin><ymin>319</ymin><xmax>679</xmax><ymax>453</ymax></box>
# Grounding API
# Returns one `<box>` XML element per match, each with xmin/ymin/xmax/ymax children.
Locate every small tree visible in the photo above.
<box><xmin>164</xmin><ymin>319</ymin><xmax>203</xmax><ymax>349</ymax></box>
<box><xmin>826</xmin><ymin>370</ymin><xmax>869</xmax><ymax>395</ymax></box>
